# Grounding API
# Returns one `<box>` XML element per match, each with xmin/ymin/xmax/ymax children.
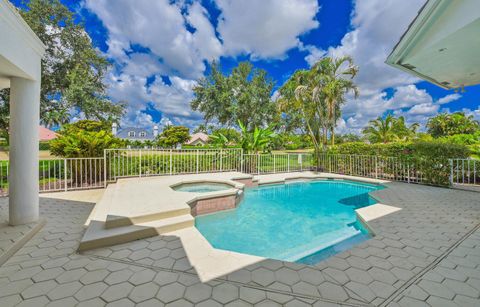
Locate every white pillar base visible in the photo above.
<box><xmin>9</xmin><ymin>77</ymin><xmax>40</xmax><ymax>225</ymax></box>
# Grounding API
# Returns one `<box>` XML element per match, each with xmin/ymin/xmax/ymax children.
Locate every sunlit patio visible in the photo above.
<box><xmin>0</xmin><ymin>172</ymin><xmax>479</xmax><ymax>306</ymax></box>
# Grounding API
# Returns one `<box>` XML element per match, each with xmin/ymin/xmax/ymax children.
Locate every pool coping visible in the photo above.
<box><xmin>80</xmin><ymin>171</ymin><xmax>400</xmax><ymax>282</ymax></box>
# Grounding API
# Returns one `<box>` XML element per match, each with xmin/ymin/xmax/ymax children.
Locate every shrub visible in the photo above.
<box><xmin>39</xmin><ymin>141</ymin><xmax>50</xmax><ymax>151</ymax></box>
<box><xmin>411</xmin><ymin>141</ymin><xmax>470</xmax><ymax>186</ymax></box>
<box><xmin>327</xmin><ymin>142</ymin><xmax>413</xmax><ymax>156</ymax></box>
<box><xmin>324</xmin><ymin>140</ymin><xmax>470</xmax><ymax>186</ymax></box>
<box><xmin>50</xmin><ymin>120</ymin><xmax>124</xmax><ymax>157</ymax></box>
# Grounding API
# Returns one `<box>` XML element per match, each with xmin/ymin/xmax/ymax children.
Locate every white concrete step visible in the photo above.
<box><xmin>78</xmin><ymin>214</ymin><xmax>194</xmax><ymax>251</ymax></box>
<box><xmin>104</xmin><ymin>207</ymin><xmax>191</xmax><ymax>229</ymax></box>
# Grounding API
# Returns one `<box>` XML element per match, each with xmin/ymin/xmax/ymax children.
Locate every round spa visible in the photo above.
<box><xmin>171</xmin><ymin>181</ymin><xmax>234</xmax><ymax>193</ymax></box>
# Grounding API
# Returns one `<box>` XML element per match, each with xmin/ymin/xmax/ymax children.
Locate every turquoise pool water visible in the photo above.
<box><xmin>195</xmin><ymin>180</ymin><xmax>381</xmax><ymax>263</ymax></box>
<box><xmin>173</xmin><ymin>182</ymin><xmax>232</xmax><ymax>193</ymax></box>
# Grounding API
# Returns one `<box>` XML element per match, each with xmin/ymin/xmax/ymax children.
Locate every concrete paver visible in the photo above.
<box><xmin>0</xmin><ymin>174</ymin><xmax>478</xmax><ymax>306</ymax></box>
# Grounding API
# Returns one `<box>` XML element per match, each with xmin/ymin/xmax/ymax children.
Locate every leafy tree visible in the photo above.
<box><xmin>191</xmin><ymin>61</ymin><xmax>276</xmax><ymax>130</ymax></box>
<box><xmin>50</xmin><ymin>120</ymin><xmax>124</xmax><ymax>157</ymax></box>
<box><xmin>238</xmin><ymin>121</ymin><xmax>277</xmax><ymax>153</ymax></box>
<box><xmin>157</xmin><ymin>126</ymin><xmax>190</xmax><ymax>148</ymax></box>
<box><xmin>427</xmin><ymin>112</ymin><xmax>479</xmax><ymax>137</ymax></box>
<box><xmin>271</xmin><ymin>133</ymin><xmax>313</xmax><ymax>150</ymax></box>
<box><xmin>336</xmin><ymin>133</ymin><xmax>363</xmax><ymax>144</ymax></box>
<box><xmin>0</xmin><ymin>0</ymin><xmax>125</xmax><ymax>139</ymax></box>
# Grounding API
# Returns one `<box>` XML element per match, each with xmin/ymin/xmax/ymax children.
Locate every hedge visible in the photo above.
<box><xmin>324</xmin><ymin>141</ymin><xmax>471</xmax><ymax>186</ymax></box>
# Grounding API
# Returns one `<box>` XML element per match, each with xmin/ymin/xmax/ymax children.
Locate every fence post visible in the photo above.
<box><xmin>257</xmin><ymin>153</ymin><xmax>260</xmax><ymax>175</ymax></box>
<box><xmin>139</xmin><ymin>149</ymin><xmax>142</xmax><ymax>178</ymax></box>
<box><xmin>103</xmin><ymin>150</ymin><xmax>107</xmax><ymax>187</ymax></box>
<box><xmin>170</xmin><ymin>149</ymin><xmax>173</xmax><ymax>175</ymax></box>
<box><xmin>196</xmin><ymin>150</ymin><xmax>199</xmax><ymax>174</ymax></box>
<box><xmin>287</xmin><ymin>154</ymin><xmax>290</xmax><ymax>172</ymax></box>
<box><xmin>407</xmin><ymin>163</ymin><xmax>410</xmax><ymax>184</ymax></box>
<box><xmin>220</xmin><ymin>149</ymin><xmax>223</xmax><ymax>172</ymax></box>
<box><xmin>375</xmin><ymin>156</ymin><xmax>378</xmax><ymax>179</ymax></box>
<box><xmin>300</xmin><ymin>154</ymin><xmax>303</xmax><ymax>171</ymax></box>
<box><xmin>240</xmin><ymin>150</ymin><xmax>244</xmax><ymax>173</ymax></box>
<box><xmin>273</xmin><ymin>154</ymin><xmax>276</xmax><ymax>173</ymax></box>
<box><xmin>64</xmin><ymin>159</ymin><xmax>68</xmax><ymax>192</ymax></box>
<box><xmin>449</xmin><ymin>159</ymin><xmax>453</xmax><ymax>186</ymax></box>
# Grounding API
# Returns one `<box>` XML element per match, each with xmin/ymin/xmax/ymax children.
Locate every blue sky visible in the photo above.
<box><xmin>12</xmin><ymin>0</ymin><xmax>480</xmax><ymax>133</ymax></box>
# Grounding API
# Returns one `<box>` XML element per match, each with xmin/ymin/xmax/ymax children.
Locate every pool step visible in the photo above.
<box><xmin>78</xmin><ymin>214</ymin><xmax>194</xmax><ymax>251</ymax></box>
<box><xmin>104</xmin><ymin>207</ymin><xmax>192</xmax><ymax>229</ymax></box>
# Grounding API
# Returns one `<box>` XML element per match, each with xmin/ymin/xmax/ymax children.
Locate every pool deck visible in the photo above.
<box><xmin>0</xmin><ymin>171</ymin><xmax>479</xmax><ymax>306</ymax></box>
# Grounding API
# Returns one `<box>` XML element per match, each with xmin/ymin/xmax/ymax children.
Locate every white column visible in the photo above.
<box><xmin>9</xmin><ymin>77</ymin><xmax>40</xmax><ymax>225</ymax></box>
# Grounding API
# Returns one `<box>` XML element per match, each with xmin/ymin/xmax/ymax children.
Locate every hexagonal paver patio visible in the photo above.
<box><xmin>0</xmin><ymin>179</ymin><xmax>479</xmax><ymax>306</ymax></box>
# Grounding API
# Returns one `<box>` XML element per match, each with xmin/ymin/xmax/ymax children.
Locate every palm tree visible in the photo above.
<box><xmin>42</xmin><ymin>108</ymin><xmax>70</xmax><ymax>128</ymax></box>
<box><xmin>363</xmin><ymin>115</ymin><xmax>397</xmax><ymax>143</ymax></box>
<box><xmin>311</xmin><ymin>56</ymin><xmax>359</xmax><ymax>145</ymax></box>
<box><xmin>392</xmin><ymin>116</ymin><xmax>419</xmax><ymax>141</ymax></box>
<box><xmin>427</xmin><ymin>112</ymin><xmax>479</xmax><ymax>137</ymax></box>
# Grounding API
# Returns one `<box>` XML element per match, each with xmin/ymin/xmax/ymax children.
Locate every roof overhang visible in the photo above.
<box><xmin>0</xmin><ymin>0</ymin><xmax>46</xmax><ymax>88</ymax></box>
<box><xmin>386</xmin><ymin>0</ymin><xmax>480</xmax><ymax>90</ymax></box>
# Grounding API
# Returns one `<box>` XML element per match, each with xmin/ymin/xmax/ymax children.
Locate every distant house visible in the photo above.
<box><xmin>39</xmin><ymin>126</ymin><xmax>57</xmax><ymax>142</ymax></box>
<box><xmin>186</xmin><ymin>132</ymin><xmax>209</xmax><ymax>146</ymax></box>
<box><xmin>112</xmin><ymin>123</ymin><xmax>159</xmax><ymax>141</ymax></box>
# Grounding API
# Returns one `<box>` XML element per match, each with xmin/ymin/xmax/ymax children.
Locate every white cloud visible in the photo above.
<box><xmin>85</xmin><ymin>0</ymin><xmax>222</xmax><ymax>79</ymax></box>
<box><xmin>216</xmin><ymin>0</ymin><xmax>319</xmax><ymax>58</ymax></box>
<box><xmin>317</xmin><ymin>0</ymin><xmax>465</xmax><ymax>134</ymax></box>
<box><xmin>84</xmin><ymin>0</ymin><xmax>324</xmax><ymax>129</ymax></box>
<box><xmin>337</xmin><ymin>84</ymin><xmax>462</xmax><ymax>134</ymax></box>
<box><xmin>437</xmin><ymin>93</ymin><xmax>462</xmax><ymax>105</ymax></box>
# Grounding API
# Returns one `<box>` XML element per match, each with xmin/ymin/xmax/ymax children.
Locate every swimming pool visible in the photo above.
<box><xmin>195</xmin><ymin>180</ymin><xmax>382</xmax><ymax>263</ymax></box>
<box><xmin>172</xmin><ymin>182</ymin><xmax>233</xmax><ymax>193</ymax></box>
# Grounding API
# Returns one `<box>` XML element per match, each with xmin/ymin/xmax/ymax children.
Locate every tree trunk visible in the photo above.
<box><xmin>331</xmin><ymin>127</ymin><xmax>335</xmax><ymax>145</ymax></box>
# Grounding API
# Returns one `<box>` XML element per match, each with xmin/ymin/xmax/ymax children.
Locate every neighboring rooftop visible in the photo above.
<box><xmin>386</xmin><ymin>0</ymin><xmax>480</xmax><ymax>89</ymax></box>
<box><xmin>39</xmin><ymin>125</ymin><xmax>57</xmax><ymax>141</ymax></box>
<box><xmin>114</xmin><ymin>126</ymin><xmax>158</xmax><ymax>141</ymax></box>
<box><xmin>186</xmin><ymin>132</ymin><xmax>209</xmax><ymax>145</ymax></box>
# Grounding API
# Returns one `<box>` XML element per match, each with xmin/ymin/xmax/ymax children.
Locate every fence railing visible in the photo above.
<box><xmin>0</xmin><ymin>157</ymin><xmax>106</xmax><ymax>196</ymax></box>
<box><xmin>1</xmin><ymin>150</ymin><xmax>477</xmax><ymax>196</ymax></box>
<box><xmin>450</xmin><ymin>158</ymin><xmax>479</xmax><ymax>187</ymax></box>
<box><xmin>317</xmin><ymin>153</ymin><xmax>423</xmax><ymax>183</ymax></box>
<box><xmin>104</xmin><ymin>148</ymin><xmax>243</xmax><ymax>182</ymax></box>
<box><xmin>242</xmin><ymin>153</ymin><xmax>314</xmax><ymax>174</ymax></box>
<box><xmin>0</xmin><ymin>149</ymin><xmax>314</xmax><ymax>196</ymax></box>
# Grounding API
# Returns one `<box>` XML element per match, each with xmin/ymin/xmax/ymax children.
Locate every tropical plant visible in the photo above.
<box><xmin>312</xmin><ymin>56</ymin><xmax>359</xmax><ymax>145</ymax></box>
<box><xmin>211</xmin><ymin>128</ymin><xmax>240</xmax><ymax>144</ymax></box>
<box><xmin>278</xmin><ymin>56</ymin><xmax>358</xmax><ymax>151</ymax></box>
<box><xmin>41</xmin><ymin>107</ymin><xmax>70</xmax><ymax>128</ymax></box>
<box><xmin>191</xmin><ymin>61</ymin><xmax>276</xmax><ymax>130</ymax></box>
<box><xmin>278</xmin><ymin>70</ymin><xmax>325</xmax><ymax>152</ymax></box>
<box><xmin>427</xmin><ymin>112</ymin><xmax>480</xmax><ymax>137</ymax></box>
<box><xmin>363</xmin><ymin>115</ymin><xmax>419</xmax><ymax>143</ymax></box>
<box><xmin>157</xmin><ymin>126</ymin><xmax>190</xmax><ymax>148</ymax></box>
<box><xmin>238</xmin><ymin>121</ymin><xmax>277</xmax><ymax>153</ymax></box>
<box><xmin>50</xmin><ymin>120</ymin><xmax>124</xmax><ymax>157</ymax></box>
<box><xmin>391</xmin><ymin>116</ymin><xmax>419</xmax><ymax>141</ymax></box>
<box><xmin>209</xmin><ymin>133</ymin><xmax>230</xmax><ymax>148</ymax></box>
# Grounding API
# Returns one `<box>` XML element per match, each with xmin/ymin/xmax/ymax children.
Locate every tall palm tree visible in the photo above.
<box><xmin>311</xmin><ymin>56</ymin><xmax>359</xmax><ymax>145</ymax></box>
<box><xmin>363</xmin><ymin>115</ymin><xmax>397</xmax><ymax>143</ymax></box>
<box><xmin>42</xmin><ymin>108</ymin><xmax>70</xmax><ymax>128</ymax></box>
